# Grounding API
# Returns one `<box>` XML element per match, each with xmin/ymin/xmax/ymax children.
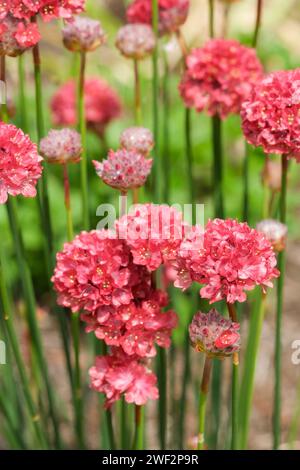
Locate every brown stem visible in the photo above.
<box><xmin>252</xmin><ymin>0</ymin><xmax>263</xmax><ymax>48</ymax></box>
<box><xmin>133</xmin><ymin>187</ymin><xmax>139</xmax><ymax>205</ymax></box>
<box><xmin>175</xmin><ymin>29</ymin><xmax>189</xmax><ymax>60</ymax></box>
<box><xmin>222</xmin><ymin>3</ymin><xmax>231</xmax><ymax>38</ymax></box>
<box><xmin>63</xmin><ymin>163</ymin><xmax>71</xmax><ymax>211</ymax></box>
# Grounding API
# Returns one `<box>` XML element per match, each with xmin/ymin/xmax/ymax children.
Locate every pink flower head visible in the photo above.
<box><xmin>241</xmin><ymin>69</ymin><xmax>300</xmax><ymax>157</ymax></box>
<box><xmin>52</xmin><ymin>229</ymin><xmax>151</xmax><ymax>313</ymax></box>
<box><xmin>120</xmin><ymin>127</ymin><xmax>154</xmax><ymax>156</ymax></box>
<box><xmin>93</xmin><ymin>149</ymin><xmax>153</xmax><ymax>192</ymax></box>
<box><xmin>82</xmin><ymin>293</ymin><xmax>177</xmax><ymax>357</ymax></box>
<box><xmin>0</xmin><ymin>122</ymin><xmax>43</xmax><ymax>204</ymax></box>
<box><xmin>179</xmin><ymin>39</ymin><xmax>263</xmax><ymax>119</ymax></box>
<box><xmin>51</xmin><ymin>78</ymin><xmax>122</xmax><ymax>137</ymax></box>
<box><xmin>256</xmin><ymin>219</ymin><xmax>288</xmax><ymax>253</ymax></box>
<box><xmin>175</xmin><ymin>218</ymin><xmax>279</xmax><ymax>304</ymax></box>
<box><xmin>116</xmin><ymin>23</ymin><xmax>155</xmax><ymax>60</ymax></box>
<box><xmin>189</xmin><ymin>309</ymin><xmax>241</xmax><ymax>358</ymax></box>
<box><xmin>40</xmin><ymin>128</ymin><xmax>82</xmax><ymax>164</ymax></box>
<box><xmin>0</xmin><ymin>1</ymin><xmax>85</xmax><ymax>22</ymax></box>
<box><xmin>89</xmin><ymin>348</ymin><xmax>159</xmax><ymax>408</ymax></box>
<box><xmin>116</xmin><ymin>204</ymin><xmax>188</xmax><ymax>271</ymax></box>
<box><xmin>127</xmin><ymin>0</ymin><xmax>189</xmax><ymax>36</ymax></box>
<box><xmin>62</xmin><ymin>16</ymin><xmax>106</xmax><ymax>52</ymax></box>
<box><xmin>0</xmin><ymin>14</ymin><xmax>40</xmax><ymax>56</ymax></box>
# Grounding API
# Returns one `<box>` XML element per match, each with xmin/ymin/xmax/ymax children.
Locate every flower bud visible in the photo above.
<box><xmin>40</xmin><ymin>129</ymin><xmax>82</xmax><ymax>164</ymax></box>
<box><xmin>256</xmin><ymin>219</ymin><xmax>288</xmax><ymax>253</ymax></box>
<box><xmin>62</xmin><ymin>17</ymin><xmax>106</xmax><ymax>53</ymax></box>
<box><xmin>116</xmin><ymin>24</ymin><xmax>155</xmax><ymax>60</ymax></box>
<box><xmin>120</xmin><ymin>127</ymin><xmax>154</xmax><ymax>156</ymax></box>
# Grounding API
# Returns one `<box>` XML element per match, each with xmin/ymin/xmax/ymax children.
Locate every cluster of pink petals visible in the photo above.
<box><xmin>89</xmin><ymin>349</ymin><xmax>159</xmax><ymax>408</ymax></box>
<box><xmin>51</xmin><ymin>78</ymin><xmax>122</xmax><ymax>137</ymax></box>
<box><xmin>179</xmin><ymin>39</ymin><xmax>263</xmax><ymax>119</ymax></box>
<box><xmin>40</xmin><ymin>128</ymin><xmax>82</xmax><ymax>164</ymax></box>
<box><xmin>175</xmin><ymin>218</ymin><xmax>279</xmax><ymax>304</ymax></box>
<box><xmin>0</xmin><ymin>122</ymin><xmax>43</xmax><ymax>204</ymax></box>
<box><xmin>0</xmin><ymin>14</ymin><xmax>41</xmax><ymax>56</ymax></box>
<box><xmin>116</xmin><ymin>23</ymin><xmax>155</xmax><ymax>60</ymax></box>
<box><xmin>189</xmin><ymin>309</ymin><xmax>241</xmax><ymax>358</ymax></box>
<box><xmin>0</xmin><ymin>1</ymin><xmax>85</xmax><ymax>22</ymax></box>
<box><xmin>241</xmin><ymin>69</ymin><xmax>300</xmax><ymax>157</ymax></box>
<box><xmin>93</xmin><ymin>149</ymin><xmax>153</xmax><ymax>192</ymax></box>
<box><xmin>82</xmin><ymin>292</ymin><xmax>177</xmax><ymax>357</ymax></box>
<box><xmin>52</xmin><ymin>229</ymin><xmax>152</xmax><ymax>313</ymax></box>
<box><xmin>120</xmin><ymin>127</ymin><xmax>154</xmax><ymax>156</ymax></box>
<box><xmin>127</xmin><ymin>0</ymin><xmax>189</xmax><ymax>35</ymax></box>
<box><xmin>116</xmin><ymin>204</ymin><xmax>189</xmax><ymax>271</ymax></box>
<box><xmin>62</xmin><ymin>16</ymin><xmax>106</xmax><ymax>52</ymax></box>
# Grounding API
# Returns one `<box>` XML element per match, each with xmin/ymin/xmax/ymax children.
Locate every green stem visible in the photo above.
<box><xmin>106</xmin><ymin>408</ymin><xmax>116</xmax><ymax>450</ymax></box>
<box><xmin>78</xmin><ymin>51</ymin><xmax>89</xmax><ymax>230</ymax></box>
<box><xmin>120</xmin><ymin>397</ymin><xmax>128</xmax><ymax>449</ymax></box>
<box><xmin>242</xmin><ymin>143</ymin><xmax>249</xmax><ymax>221</ymax></box>
<box><xmin>71</xmin><ymin>312</ymin><xmax>85</xmax><ymax>449</ymax></box>
<box><xmin>198</xmin><ymin>357</ymin><xmax>212</xmax><ymax>450</ymax></box>
<box><xmin>239</xmin><ymin>292</ymin><xmax>266</xmax><ymax>449</ymax></box>
<box><xmin>18</xmin><ymin>55</ymin><xmax>28</xmax><ymax>133</ymax></box>
<box><xmin>134</xmin><ymin>59</ymin><xmax>142</xmax><ymax>126</ymax></box>
<box><xmin>252</xmin><ymin>0</ymin><xmax>263</xmax><ymax>48</ymax></box>
<box><xmin>63</xmin><ymin>163</ymin><xmax>74</xmax><ymax>241</ymax></box>
<box><xmin>208</xmin><ymin>0</ymin><xmax>215</xmax><ymax>38</ymax></box>
<box><xmin>288</xmin><ymin>380</ymin><xmax>300</xmax><ymax>449</ymax></box>
<box><xmin>227</xmin><ymin>303</ymin><xmax>239</xmax><ymax>450</ymax></box>
<box><xmin>0</xmin><ymin>393</ymin><xmax>26</xmax><ymax>449</ymax></box>
<box><xmin>6</xmin><ymin>197</ymin><xmax>62</xmax><ymax>449</ymax></box>
<box><xmin>0</xmin><ymin>56</ymin><xmax>8</xmax><ymax>122</ymax></box>
<box><xmin>273</xmin><ymin>154</ymin><xmax>288</xmax><ymax>449</ymax></box>
<box><xmin>212</xmin><ymin>115</ymin><xmax>225</xmax><ymax>218</ymax></box>
<box><xmin>157</xmin><ymin>347</ymin><xmax>167</xmax><ymax>450</ymax></box>
<box><xmin>185</xmin><ymin>109</ymin><xmax>195</xmax><ymax>208</ymax></box>
<box><xmin>132</xmin><ymin>405</ymin><xmax>144</xmax><ymax>450</ymax></box>
<box><xmin>0</xmin><ymin>248</ymin><xmax>48</xmax><ymax>449</ymax></box>
<box><xmin>162</xmin><ymin>51</ymin><xmax>170</xmax><ymax>204</ymax></box>
<box><xmin>178</xmin><ymin>326</ymin><xmax>191</xmax><ymax>449</ymax></box>
<box><xmin>152</xmin><ymin>0</ymin><xmax>160</xmax><ymax>203</ymax></box>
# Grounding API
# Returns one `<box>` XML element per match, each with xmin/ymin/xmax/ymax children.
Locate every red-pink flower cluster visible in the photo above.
<box><xmin>52</xmin><ymin>227</ymin><xmax>178</xmax><ymax>406</ymax></box>
<box><xmin>0</xmin><ymin>1</ymin><xmax>85</xmax><ymax>22</ymax></box>
<box><xmin>174</xmin><ymin>219</ymin><xmax>279</xmax><ymax>304</ymax></box>
<box><xmin>0</xmin><ymin>122</ymin><xmax>43</xmax><ymax>204</ymax></box>
<box><xmin>127</xmin><ymin>0</ymin><xmax>189</xmax><ymax>35</ymax></box>
<box><xmin>51</xmin><ymin>78</ymin><xmax>122</xmax><ymax>137</ymax></box>
<box><xmin>241</xmin><ymin>69</ymin><xmax>300</xmax><ymax>157</ymax></box>
<box><xmin>116</xmin><ymin>204</ymin><xmax>189</xmax><ymax>271</ymax></box>
<box><xmin>0</xmin><ymin>14</ymin><xmax>41</xmax><ymax>56</ymax></box>
<box><xmin>179</xmin><ymin>39</ymin><xmax>263</xmax><ymax>119</ymax></box>
<box><xmin>89</xmin><ymin>349</ymin><xmax>159</xmax><ymax>408</ymax></box>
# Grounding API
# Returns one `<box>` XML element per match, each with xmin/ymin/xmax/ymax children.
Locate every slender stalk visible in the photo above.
<box><xmin>18</xmin><ymin>55</ymin><xmax>28</xmax><ymax>133</ymax></box>
<box><xmin>208</xmin><ymin>0</ymin><xmax>215</xmax><ymax>38</ymax></box>
<box><xmin>6</xmin><ymin>197</ymin><xmax>62</xmax><ymax>449</ymax></box>
<box><xmin>185</xmin><ymin>109</ymin><xmax>195</xmax><ymax>207</ymax></box>
<box><xmin>0</xmin><ymin>56</ymin><xmax>8</xmax><ymax>121</ymax></box>
<box><xmin>239</xmin><ymin>292</ymin><xmax>267</xmax><ymax>449</ymax></box>
<box><xmin>120</xmin><ymin>397</ymin><xmax>129</xmax><ymax>449</ymax></box>
<box><xmin>288</xmin><ymin>380</ymin><xmax>300</xmax><ymax>449</ymax></box>
<box><xmin>0</xmin><ymin>393</ymin><xmax>26</xmax><ymax>449</ymax></box>
<box><xmin>134</xmin><ymin>59</ymin><xmax>142</xmax><ymax>125</ymax></box>
<box><xmin>273</xmin><ymin>154</ymin><xmax>288</xmax><ymax>449</ymax></box>
<box><xmin>252</xmin><ymin>0</ymin><xmax>263</xmax><ymax>48</ymax></box>
<box><xmin>71</xmin><ymin>311</ymin><xmax>85</xmax><ymax>448</ymax></box>
<box><xmin>0</xmin><ymin>247</ymin><xmax>48</xmax><ymax>449</ymax></box>
<box><xmin>162</xmin><ymin>50</ymin><xmax>170</xmax><ymax>204</ymax></box>
<box><xmin>63</xmin><ymin>163</ymin><xmax>74</xmax><ymax>241</ymax></box>
<box><xmin>222</xmin><ymin>3</ymin><xmax>231</xmax><ymax>38</ymax></box>
<box><xmin>152</xmin><ymin>0</ymin><xmax>161</xmax><ymax>203</ymax></box>
<box><xmin>198</xmin><ymin>357</ymin><xmax>212</xmax><ymax>450</ymax></box>
<box><xmin>227</xmin><ymin>302</ymin><xmax>239</xmax><ymax>450</ymax></box>
<box><xmin>132</xmin><ymin>405</ymin><xmax>144</xmax><ymax>450</ymax></box>
<box><xmin>106</xmin><ymin>408</ymin><xmax>116</xmax><ymax>450</ymax></box>
<box><xmin>212</xmin><ymin>115</ymin><xmax>225</xmax><ymax>219</ymax></box>
<box><xmin>78</xmin><ymin>51</ymin><xmax>89</xmax><ymax>229</ymax></box>
<box><xmin>157</xmin><ymin>347</ymin><xmax>167</xmax><ymax>449</ymax></box>
<box><xmin>242</xmin><ymin>143</ymin><xmax>250</xmax><ymax>221</ymax></box>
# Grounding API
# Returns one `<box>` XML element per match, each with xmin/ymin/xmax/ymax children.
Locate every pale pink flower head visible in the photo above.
<box><xmin>116</xmin><ymin>23</ymin><xmax>155</xmax><ymax>60</ymax></box>
<box><xmin>242</xmin><ymin>69</ymin><xmax>300</xmax><ymax>158</ymax></box>
<box><xmin>62</xmin><ymin>16</ymin><xmax>106</xmax><ymax>52</ymax></box>
<box><xmin>93</xmin><ymin>149</ymin><xmax>152</xmax><ymax>192</ymax></box>
<box><xmin>175</xmin><ymin>218</ymin><xmax>279</xmax><ymax>304</ymax></box>
<box><xmin>189</xmin><ymin>309</ymin><xmax>241</xmax><ymax>359</ymax></box>
<box><xmin>256</xmin><ymin>219</ymin><xmax>288</xmax><ymax>253</ymax></box>
<box><xmin>52</xmin><ymin>229</ymin><xmax>151</xmax><ymax>313</ymax></box>
<box><xmin>116</xmin><ymin>204</ymin><xmax>188</xmax><ymax>271</ymax></box>
<box><xmin>51</xmin><ymin>78</ymin><xmax>122</xmax><ymax>137</ymax></box>
<box><xmin>120</xmin><ymin>127</ymin><xmax>154</xmax><ymax>156</ymax></box>
<box><xmin>127</xmin><ymin>0</ymin><xmax>189</xmax><ymax>36</ymax></box>
<box><xmin>0</xmin><ymin>122</ymin><xmax>43</xmax><ymax>204</ymax></box>
<box><xmin>179</xmin><ymin>39</ymin><xmax>263</xmax><ymax>119</ymax></box>
<box><xmin>89</xmin><ymin>348</ymin><xmax>159</xmax><ymax>408</ymax></box>
<box><xmin>261</xmin><ymin>158</ymin><xmax>282</xmax><ymax>193</ymax></box>
<box><xmin>0</xmin><ymin>15</ymin><xmax>41</xmax><ymax>56</ymax></box>
<box><xmin>40</xmin><ymin>128</ymin><xmax>82</xmax><ymax>164</ymax></box>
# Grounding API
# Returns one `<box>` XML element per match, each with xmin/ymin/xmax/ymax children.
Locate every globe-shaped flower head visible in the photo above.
<box><xmin>40</xmin><ymin>128</ymin><xmax>82</xmax><ymax>164</ymax></box>
<box><xmin>116</xmin><ymin>23</ymin><xmax>155</xmax><ymax>60</ymax></box>
<box><xmin>179</xmin><ymin>39</ymin><xmax>263</xmax><ymax>119</ymax></box>
<box><xmin>0</xmin><ymin>14</ymin><xmax>41</xmax><ymax>56</ymax></box>
<box><xmin>0</xmin><ymin>122</ymin><xmax>43</xmax><ymax>204</ymax></box>
<box><xmin>120</xmin><ymin>127</ymin><xmax>154</xmax><ymax>156</ymax></box>
<box><xmin>62</xmin><ymin>16</ymin><xmax>106</xmax><ymax>52</ymax></box>
<box><xmin>241</xmin><ymin>69</ymin><xmax>300</xmax><ymax>158</ymax></box>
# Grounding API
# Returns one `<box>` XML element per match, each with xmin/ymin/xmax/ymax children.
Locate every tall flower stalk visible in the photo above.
<box><xmin>227</xmin><ymin>303</ymin><xmax>239</xmax><ymax>450</ymax></box>
<box><xmin>198</xmin><ymin>357</ymin><xmax>212</xmax><ymax>450</ymax></box>
<box><xmin>78</xmin><ymin>51</ymin><xmax>89</xmax><ymax>229</ymax></box>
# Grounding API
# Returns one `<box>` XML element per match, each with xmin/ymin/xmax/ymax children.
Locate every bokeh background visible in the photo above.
<box><xmin>1</xmin><ymin>0</ymin><xmax>300</xmax><ymax>449</ymax></box>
